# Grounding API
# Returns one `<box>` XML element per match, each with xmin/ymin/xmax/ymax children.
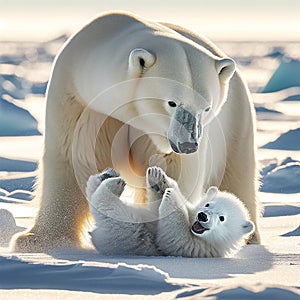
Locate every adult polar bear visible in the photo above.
<box><xmin>12</xmin><ymin>11</ymin><xmax>260</xmax><ymax>252</ymax></box>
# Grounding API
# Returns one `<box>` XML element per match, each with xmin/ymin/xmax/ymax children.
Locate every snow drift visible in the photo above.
<box><xmin>0</xmin><ymin>97</ymin><xmax>40</xmax><ymax>136</ymax></box>
<box><xmin>263</xmin><ymin>58</ymin><xmax>300</xmax><ymax>93</ymax></box>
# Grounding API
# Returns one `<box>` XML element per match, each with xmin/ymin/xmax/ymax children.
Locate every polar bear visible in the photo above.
<box><xmin>87</xmin><ymin>167</ymin><xmax>254</xmax><ymax>257</ymax></box>
<box><xmin>12</xmin><ymin>11</ymin><xmax>260</xmax><ymax>252</ymax></box>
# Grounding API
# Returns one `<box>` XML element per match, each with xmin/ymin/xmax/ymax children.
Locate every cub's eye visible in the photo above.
<box><xmin>168</xmin><ymin>101</ymin><xmax>177</xmax><ymax>108</ymax></box>
<box><xmin>205</xmin><ymin>203</ymin><xmax>209</xmax><ymax>207</ymax></box>
<box><xmin>219</xmin><ymin>216</ymin><xmax>225</xmax><ymax>222</ymax></box>
<box><xmin>204</xmin><ymin>106</ymin><xmax>211</xmax><ymax>112</ymax></box>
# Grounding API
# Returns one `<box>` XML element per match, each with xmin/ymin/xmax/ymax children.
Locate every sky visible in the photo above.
<box><xmin>1</xmin><ymin>0</ymin><xmax>300</xmax><ymax>41</ymax></box>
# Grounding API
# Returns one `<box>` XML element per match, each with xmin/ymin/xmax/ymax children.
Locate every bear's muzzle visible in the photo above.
<box><xmin>167</xmin><ymin>105</ymin><xmax>202</xmax><ymax>154</ymax></box>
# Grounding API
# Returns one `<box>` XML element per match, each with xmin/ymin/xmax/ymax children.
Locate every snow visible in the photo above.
<box><xmin>263</xmin><ymin>58</ymin><xmax>300</xmax><ymax>93</ymax></box>
<box><xmin>260</xmin><ymin>157</ymin><xmax>300</xmax><ymax>194</ymax></box>
<box><xmin>0</xmin><ymin>157</ymin><xmax>37</xmax><ymax>172</ymax></box>
<box><xmin>198</xmin><ymin>286</ymin><xmax>300</xmax><ymax>300</ymax></box>
<box><xmin>0</xmin><ymin>39</ymin><xmax>300</xmax><ymax>299</ymax></box>
<box><xmin>0</xmin><ymin>256</ymin><xmax>182</xmax><ymax>294</ymax></box>
<box><xmin>255</xmin><ymin>106</ymin><xmax>282</xmax><ymax>114</ymax></box>
<box><xmin>262</xmin><ymin>128</ymin><xmax>300</xmax><ymax>150</ymax></box>
<box><xmin>282</xmin><ymin>225</ymin><xmax>300</xmax><ymax>237</ymax></box>
<box><xmin>283</xmin><ymin>93</ymin><xmax>300</xmax><ymax>101</ymax></box>
<box><xmin>0</xmin><ymin>97</ymin><xmax>40</xmax><ymax>136</ymax></box>
<box><xmin>0</xmin><ymin>209</ymin><xmax>26</xmax><ymax>247</ymax></box>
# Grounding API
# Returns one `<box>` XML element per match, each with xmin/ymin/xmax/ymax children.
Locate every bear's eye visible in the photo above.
<box><xmin>205</xmin><ymin>203</ymin><xmax>209</xmax><ymax>207</ymax></box>
<box><xmin>219</xmin><ymin>216</ymin><xmax>225</xmax><ymax>222</ymax></box>
<box><xmin>139</xmin><ymin>58</ymin><xmax>145</xmax><ymax>68</ymax></box>
<box><xmin>204</xmin><ymin>106</ymin><xmax>211</xmax><ymax>112</ymax></box>
<box><xmin>168</xmin><ymin>101</ymin><xmax>177</xmax><ymax>108</ymax></box>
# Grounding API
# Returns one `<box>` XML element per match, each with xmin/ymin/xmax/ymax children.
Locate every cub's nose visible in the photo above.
<box><xmin>198</xmin><ymin>212</ymin><xmax>208</xmax><ymax>222</ymax></box>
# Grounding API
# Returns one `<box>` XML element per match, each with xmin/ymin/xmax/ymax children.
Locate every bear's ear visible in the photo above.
<box><xmin>129</xmin><ymin>48</ymin><xmax>156</xmax><ymax>75</ymax></box>
<box><xmin>215</xmin><ymin>58</ymin><xmax>235</xmax><ymax>82</ymax></box>
<box><xmin>242</xmin><ymin>220</ymin><xmax>255</xmax><ymax>234</ymax></box>
<box><xmin>206</xmin><ymin>186</ymin><xmax>218</xmax><ymax>200</ymax></box>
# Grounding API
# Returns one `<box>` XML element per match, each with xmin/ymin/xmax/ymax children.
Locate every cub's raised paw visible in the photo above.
<box><xmin>99</xmin><ymin>168</ymin><xmax>120</xmax><ymax>182</ymax></box>
<box><xmin>86</xmin><ymin>168</ymin><xmax>119</xmax><ymax>199</ymax></box>
<box><xmin>147</xmin><ymin>166</ymin><xmax>169</xmax><ymax>194</ymax></box>
<box><xmin>102</xmin><ymin>177</ymin><xmax>126</xmax><ymax>197</ymax></box>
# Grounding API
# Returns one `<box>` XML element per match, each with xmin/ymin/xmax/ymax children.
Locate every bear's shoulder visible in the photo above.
<box><xmin>160</xmin><ymin>22</ymin><xmax>226</xmax><ymax>58</ymax></box>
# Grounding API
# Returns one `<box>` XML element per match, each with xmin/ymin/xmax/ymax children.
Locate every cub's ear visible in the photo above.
<box><xmin>206</xmin><ymin>186</ymin><xmax>218</xmax><ymax>200</ymax></box>
<box><xmin>129</xmin><ymin>48</ymin><xmax>156</xmax><ymax>75</ymax></box>
<box><xmin>215</xmin><ymin>58</ymin><xmax>235</xmax><ymax>82</ymax></box>
<box><xmin>242</xmin><ymin>220</ymin><xmax>255</xmax><ymax>234</ymax></box>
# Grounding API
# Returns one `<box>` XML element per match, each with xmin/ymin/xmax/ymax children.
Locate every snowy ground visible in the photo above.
<box><xmin>0</xmin><ymin>38</ymin><xmax>300</xmax><ymax>299</ymax></box>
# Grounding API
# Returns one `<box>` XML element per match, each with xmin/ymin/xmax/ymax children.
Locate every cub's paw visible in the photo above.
<box><xmin>102</xmin><ymin>177</ymin><xmax>126</xmax><ymax>197</ymax></box>
<box><xmin>99</xmin><ymin>168</ymin><xmax>120</xmax><ymax>182</ymax></box>
<box><xmin>147</xmin><ymin>166</ymin><xmax>169</xmax><ymax>194</ymax></box>
<box><xmin>86</xmin><ymin>168</ymin><xmax>119</xmax><ymax>199</ymax></box>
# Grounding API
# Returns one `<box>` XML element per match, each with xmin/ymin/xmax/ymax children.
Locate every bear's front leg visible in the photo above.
<box><xmin>11</xmin><ymin>160</ymin><xmax>89</xmax><ymax>253</ymax></box>
<box><xmin>156</xmin><ymin>188</ymin><xmax>193</xmax><ymax>257</ymax></box>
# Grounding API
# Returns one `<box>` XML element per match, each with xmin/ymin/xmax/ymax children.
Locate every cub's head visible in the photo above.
<box><xmin>191</xmin><ymin>186</ymin><xmax>254</xmax><ymax>255</ymax></box>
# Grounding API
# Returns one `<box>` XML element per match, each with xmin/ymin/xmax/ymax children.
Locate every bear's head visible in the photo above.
<box><xmin>72</xmin><ymin>13</ymin><xmax>235</xmax><ymax>154</ymax></box>
<box><xmin>191</xmin><ymin>186</ymin><xmax>254</xmax><ymax>255</ymax></box>
<box><xmin>127</xmin><ymin>41</ymin><xmax>235</xmax><ymax>154</ymax></box>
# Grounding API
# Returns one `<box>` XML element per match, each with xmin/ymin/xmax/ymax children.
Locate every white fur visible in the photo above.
<box><xmin>12</xmin><ymin>11</ymin><xmax>259</xmax><ymax>252</ymax></box>
<box><xmin>157</xmin><ymin>186</ymin><xmax>254</xmax><ymax>257</ymax></box>
<box><xmin>88</xmin><ymin>167</ymin><xmax>254</xmax><ymax>257</ymax></box>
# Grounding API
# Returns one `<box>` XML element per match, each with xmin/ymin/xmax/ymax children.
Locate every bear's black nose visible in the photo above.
<box><xmin>198</xmin><ymin>212</ymin><xmax>208</xmax><ymax>222</ymax></box>
<box><xmin>178</xmin><ymin>142</ymin><xmax>198</xmax><ymax>154</ymax></box>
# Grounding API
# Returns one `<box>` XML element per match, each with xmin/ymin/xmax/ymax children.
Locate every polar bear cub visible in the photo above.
<box><xmin>86</xmin><ymin>167</ymin><xmax>254</xmax><ymax>257</ymax></box>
